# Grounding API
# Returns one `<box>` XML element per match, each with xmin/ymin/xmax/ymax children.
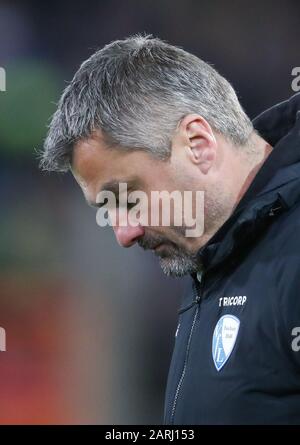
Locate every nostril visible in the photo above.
<box><xmin>114</xmin><ymin>225</ymin><xmax>145</xmax><ymax>248</ymax></box>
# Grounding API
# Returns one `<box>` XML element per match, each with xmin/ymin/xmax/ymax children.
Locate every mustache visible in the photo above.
<box><xmin>138</xmin><ymin>233</ymin><xmax>175</xmax><ymax>251</ymax></box>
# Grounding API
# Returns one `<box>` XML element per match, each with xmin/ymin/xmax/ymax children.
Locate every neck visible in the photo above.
<box><xmin>233</xmin><ymin>132</ymin><xmax>273</xmax><ymax>210</ymax></box>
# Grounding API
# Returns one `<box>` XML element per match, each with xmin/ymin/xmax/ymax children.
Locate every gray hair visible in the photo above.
<box><xmin>40</xmin><ymin>34</ymin><xmax>253</xmax><ymax>172</ymax></box>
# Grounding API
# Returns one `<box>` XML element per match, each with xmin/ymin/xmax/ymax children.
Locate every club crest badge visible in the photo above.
<box><xmin>212</xmin><ymin>315</ymin><xmax>240</xmax><ymax>371</ymax></box>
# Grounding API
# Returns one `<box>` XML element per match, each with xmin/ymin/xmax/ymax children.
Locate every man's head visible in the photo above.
<box><xmin>40</xmin><ymin>35</ymin><xmax>265</xmax><ymax>277</ymax></box>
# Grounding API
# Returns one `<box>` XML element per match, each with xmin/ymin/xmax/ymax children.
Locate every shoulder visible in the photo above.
<box><xmin>267</xmin><ymin>203</ymin><xmax>300</xmax><ymax>324</ymax></box>
<box><xmin>267</xmin><ymin>200</ymin><xmax>300</xmax><ymax>252</ymax></box>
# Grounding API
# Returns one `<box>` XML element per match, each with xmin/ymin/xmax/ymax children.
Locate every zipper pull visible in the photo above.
<box><xmin>178</xmin><ymin>268</ymin><xmax>205</xmax><ymax>314</ymax></box>
<box><xmin>194</xmin><ymin>294</ymin><xmax>201</xmax><ymax>304</ymax></box>
<box><xmin>196</xmin><ymin>270</ymin><xmax>203</xmax><ymax>284</ymax></box>
<box><xmin>194</xmin><ymin>268</ymin><xmax>205</xmax><ymax>303</ymax></box>
<box><xmin>178</xmin><ymin>271</ymin><xmax>203</xmax><ymax>314</ymax></box>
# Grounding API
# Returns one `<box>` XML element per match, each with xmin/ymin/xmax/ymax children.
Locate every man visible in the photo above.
<box><xmin>40</xmin><ymin>35</ymin><xmax>300</xmax><ymax>424</ymax></box>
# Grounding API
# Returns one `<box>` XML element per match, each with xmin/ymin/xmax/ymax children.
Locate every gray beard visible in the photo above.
<box><xmin>138</xmin><ymin>230</ymin><xmax>200</xmax><ymax>277</ymax></box>
<box><xmin>158</xmin><ymin>252</ymin><xmax>199</xmax><ymax>277</ymax></box>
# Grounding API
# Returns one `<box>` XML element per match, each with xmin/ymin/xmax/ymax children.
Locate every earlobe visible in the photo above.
<box><xmin>189</xmin><ymin>134</ymin><xmax>216</xmax><ymax>168</ymax></box>
<box><xmin>191</xmin><ymin>145</ymin><xmax>215</xmax><ymax>174</ymax></box>
<box><xmin>199</xmin><ymin>148</ymin><xmax>215</xmax><ymax>174</ymax></box>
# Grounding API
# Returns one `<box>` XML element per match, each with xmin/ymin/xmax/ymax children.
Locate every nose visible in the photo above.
<box><xmin>113</xmin><ymin>224</ymin><xmax>145</xmax><ymax>248</ymax></box>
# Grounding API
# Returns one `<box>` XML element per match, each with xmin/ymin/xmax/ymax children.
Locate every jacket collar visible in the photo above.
<box><xmin>195</xmin><ymin>93</ymin><xmax>300</xmax><ymax>274</ymax></box>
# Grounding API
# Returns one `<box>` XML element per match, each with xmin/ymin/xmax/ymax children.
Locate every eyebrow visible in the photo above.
<box><xmin>87</xmin><ymin>178</ymin><xmax>139</xmax><ymax>208</ymax></box>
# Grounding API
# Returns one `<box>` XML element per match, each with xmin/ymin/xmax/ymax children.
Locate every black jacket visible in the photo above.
<box><xmin>163</xmin><ymin>93</ymin><xmax>300</xmax><ymax>425</ymax></box>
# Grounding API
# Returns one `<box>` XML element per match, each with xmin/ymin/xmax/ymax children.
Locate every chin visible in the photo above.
<box><xmin>158</xmin><ymin>257</ymin><xmax>197</xmax><ymax>278</ymax></box>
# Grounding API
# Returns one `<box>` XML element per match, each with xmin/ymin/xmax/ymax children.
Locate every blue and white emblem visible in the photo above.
<box><xmin>212</xmin><ymin>315</ymin><xmax>240</xmax><ymax>371</ymax></box>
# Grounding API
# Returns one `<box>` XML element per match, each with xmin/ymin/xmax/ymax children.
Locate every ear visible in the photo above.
<box><xmin>177</xmin><ymin>114</ymin><xmax>217</xmax><ymax>175</ymax></box>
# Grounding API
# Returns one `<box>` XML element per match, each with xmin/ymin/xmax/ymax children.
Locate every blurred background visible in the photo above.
<box><xmin>0</xmin><ymin>0</ymin><xmax>299</xmax><ymax>424</ymax></box>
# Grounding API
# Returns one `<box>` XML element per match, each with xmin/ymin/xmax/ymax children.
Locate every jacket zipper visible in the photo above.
<box><xmin>169</xmin><ymin>269</ymin><xmax>204</xmax><ymax>424</ymax></box>
<box><xmin>178</xmin><ymin>279</ymin><xmax>201</xmax><ymax>314</ymax></box>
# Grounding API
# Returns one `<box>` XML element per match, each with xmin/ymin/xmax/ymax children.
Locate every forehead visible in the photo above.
<box><xmin>71</xmin><ymin>132</ymin><xmax>158</xmax><ymax>204</ymax></box>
